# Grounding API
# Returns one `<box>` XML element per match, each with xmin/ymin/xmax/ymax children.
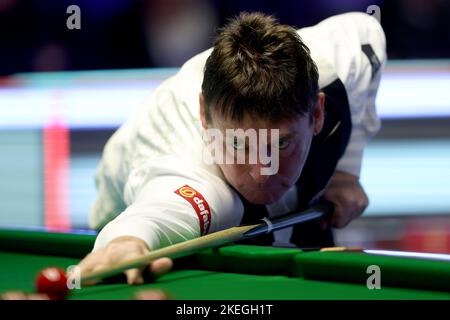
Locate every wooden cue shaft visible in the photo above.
<box><xmin>81</xmin><ymin>223</ymin><xmax>261</xmax><ymax>283</ymax></box>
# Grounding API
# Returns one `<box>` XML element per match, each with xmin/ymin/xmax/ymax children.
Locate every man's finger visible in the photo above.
<box><xmin>125</xmin><ymin>268</ymin><xmax>145</xmax><ymax>285</ymax></box>
<box><xmin>150</xmin><ymin>258</ymin><xmax>173</xmax><ymax>276</ymax></box>
<box><xmin>77</xmin><ymin>254</ymin><xmax>102</xmax><ymax>286</ymax></box>
<box><xmin>329</xmin><ymin>201</ymin><xmax>344</xmax><ymax>228</ymax></box>
<box><xmin>0</xmin><ymin>291</ymin><xmax>51</xmax><ymax>300</ymax></box>
<box><xmin>76</xmin><ymin>253</ymin><xmax>98</xmax><ymax>274</ymax></box>
<box><xmin>134</xmin><ymin>289</ymin><xmax>170</xmax><ymax>300</ymax></box>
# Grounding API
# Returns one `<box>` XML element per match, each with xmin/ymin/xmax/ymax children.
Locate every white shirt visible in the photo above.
<box><xmin>91</xmin><ymin>12</ymin><xmax>386</xmax><ymax>251</ymax></box>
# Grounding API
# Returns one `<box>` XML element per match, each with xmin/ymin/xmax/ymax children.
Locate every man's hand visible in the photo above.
<box><xmin>322</xmin><ymin>171</ymin><xmax>369</xmax><ymax>229</ymax></box>
<box><xmin>77</xmin><ymin>236</ymin><xmax>173</xmax><ymax>285</ymax></box>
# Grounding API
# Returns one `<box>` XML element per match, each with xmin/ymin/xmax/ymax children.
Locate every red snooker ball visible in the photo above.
<box><xmin>35</xmin><ymin>267</ymin><xmax>69</xmax><ymax>300</ymax></box>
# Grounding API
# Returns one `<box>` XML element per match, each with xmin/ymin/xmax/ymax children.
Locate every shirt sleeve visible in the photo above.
<box><xmin>92</xmin><ymin>158</ymin><xmax>244</xmax><ymax>252</ymax></box>
<box><xmin>331</xmin><ymin>12</ymin><xmax>387</xmax><ymax>177</ymax></box>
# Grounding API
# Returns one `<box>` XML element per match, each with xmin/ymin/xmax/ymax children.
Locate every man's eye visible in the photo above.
<box><xmin>232</xmin><ymin>137</ymin><xmax>245</xmax><ymax>150</ymax></box>
<box><xmin>278</xmin><ymin>139</ymin><xmax>290</xmax><ymax>150</ymax></box>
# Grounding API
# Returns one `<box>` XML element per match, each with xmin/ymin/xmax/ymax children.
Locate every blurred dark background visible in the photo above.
<box><xmin>1</xmin><ymin>0</ymin><xmax>449</xmax><ymax>76</ymax></box>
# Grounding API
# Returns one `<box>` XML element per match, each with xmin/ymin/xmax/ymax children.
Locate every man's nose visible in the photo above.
<box><xmin>249</xmin><ymin>163</ymin><xmax>270</xmax><ymax>184</ymax></box>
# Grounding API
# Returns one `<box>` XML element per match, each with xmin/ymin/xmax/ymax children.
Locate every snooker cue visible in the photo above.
<box><xmin>80</xmin><ymin>202</ymin><xmax>333</xmax><ymax>283</ymax></box>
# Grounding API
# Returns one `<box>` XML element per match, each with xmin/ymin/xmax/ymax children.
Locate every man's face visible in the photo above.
<box><xmin>200</xmin><ymin>93</ymin><xmax>325</xmax><ymax>205</ymax></box>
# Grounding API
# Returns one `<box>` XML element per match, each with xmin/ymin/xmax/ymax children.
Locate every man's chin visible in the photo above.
<box><xmin>243</xmin><ymin>191</ymin><xmax>283</xmax><ymax>205</ymax></box>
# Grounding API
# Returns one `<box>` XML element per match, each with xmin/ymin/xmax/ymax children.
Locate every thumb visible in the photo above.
<box><xmin>124</xmin><ymin>268</ymin><xmax>145</xmax><ymax>285</ymax></box>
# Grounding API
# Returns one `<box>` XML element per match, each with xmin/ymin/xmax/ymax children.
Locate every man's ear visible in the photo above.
<box><xmin>312</xmin><ymin>92</ymin><xmax>325</xmax><ymax>136</ymax></box>
<box><xmin>199</xmin><ymin>92</ymin><xmax>208</xmax><ymax>130</ymax></box>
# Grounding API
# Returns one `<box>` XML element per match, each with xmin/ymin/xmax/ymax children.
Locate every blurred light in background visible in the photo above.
<box><xmin>1</xmin><ymin>61</ymin><xmax>450</xmax><ymax>130</ymax></box>
<box><xmin>0</xmin><ymin>69</ymin><xmax>177</xmax><ymax>129</ymax></box>
<box><xmin>361</xmin><ymin>139</ymin><xmax>450</xmax><ymax>215</ymax></box>
<box><xmin>378</xmin><ymin>62</ymin><xmax>450</xmax><ymax>118</ymax></box>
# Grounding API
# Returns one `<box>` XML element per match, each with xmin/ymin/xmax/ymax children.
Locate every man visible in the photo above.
<box><xmin>79</xmin><ymin>12</ymin><xmax>386</xmax><ymax>284</ymax></box>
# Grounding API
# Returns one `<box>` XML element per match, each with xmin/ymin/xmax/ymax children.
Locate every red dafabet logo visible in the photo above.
<box><xmin>174</xmin><ymin>185</ymin><xmax>211</xmax><ymax>235</ymax></box>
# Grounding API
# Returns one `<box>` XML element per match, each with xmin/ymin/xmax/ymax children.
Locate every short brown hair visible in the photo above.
<box><xmin>202</xmin><ymin>12</ymin><xmax>319</xmax><ymax>123</ymax></box>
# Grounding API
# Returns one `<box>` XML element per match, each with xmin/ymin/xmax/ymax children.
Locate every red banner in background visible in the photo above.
<box><xmin>43</xmin><ymin>90</ymin><xmax>71</xmax><ymax>230</ymax></box>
